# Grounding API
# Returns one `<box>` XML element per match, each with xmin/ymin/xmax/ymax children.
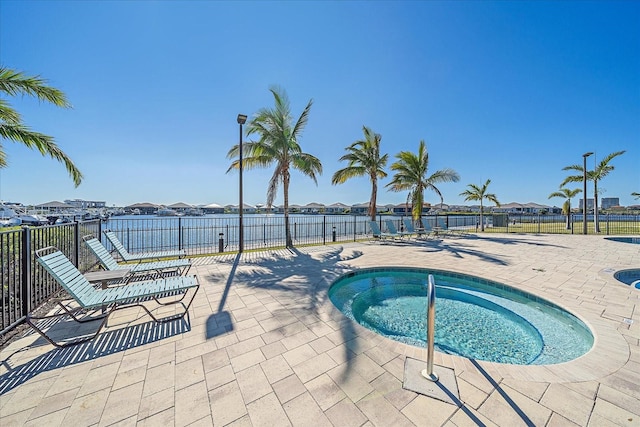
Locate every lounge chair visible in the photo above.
<box><xmin>384</xmin><ymin>219</ymin><xmax>412</xmax><ymax>239</ymax></box>
<box><xmin>104</xmin><ymin>229</ymin><xmax>186</xmax><ymax>262</ymax></box>
<box><xmin>402</xmin><ymin>218</ymin><xmax>430</xmax><ymax>239</ymax></box>
<box><xmin>368</xmin><ymin>220</ymin><xmax>395</xmax><ymax>242</ymax></box>
<box><xmin>83</xmin><ymin>235</ymin><xmax>191</xmax><ymax>280</ymax></box>
<box><xmin>27</xmin><ymin>246</ymin><xmax>199</xmax><ymax>348</ymax></box>
<box><xmin>436</xmin><ymin>218</ymin><xmax>464</xmax><ymax>236</ymax></box>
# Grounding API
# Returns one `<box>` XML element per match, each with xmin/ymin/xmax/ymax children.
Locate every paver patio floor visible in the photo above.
<box><xmin>1</xmin><ymin>233</ymin><xmax>638</xmax><ymax>426</ymax></box>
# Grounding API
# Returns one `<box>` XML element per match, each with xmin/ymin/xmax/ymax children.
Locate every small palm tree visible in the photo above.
<box><xmin>562</xmin><ymin>150</ymin><xmax>625</xmax><ymax>232</ymax></box>
<box><xmin>459</xmin><ymin>179</ymin><xmax>500</xmax><ymax>231</ymax></box>
<box><xmin>0</xmin><ymin>67</ymin><xmax>82</xmax><ymax>186</ymax></box>
<box><xmin>386</xmin><ymin>140</ymin><xmax>460</xmax><ymax>226</ymax></box>
<box><xmin>226</xmin><ymin>86</ymin><xmax>322</xmax><ymax>248</ymax></box>
<box><xmin>548</xmin><ymin>186</ymin><xmax>581</xmax><ymax>230</ymax></box>
<box><xmin>331</xmin><ymin>126</ymin><xmax>388</xmax><ymax>221</ymax></box>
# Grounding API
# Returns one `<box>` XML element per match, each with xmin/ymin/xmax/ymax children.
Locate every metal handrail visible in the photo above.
<box><xmin>422</xmin><ymin>274</ymin><xmax>439</xmax><ymax>382</ymax></box>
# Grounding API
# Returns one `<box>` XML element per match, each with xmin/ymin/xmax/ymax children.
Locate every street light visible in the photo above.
<box><xmin>582</xmin><ymin>151</ymin><xmax>593</xmax><ymax>235</ymax></box>
<box><xmin>237</xmin><ymin>114</ymin><xmax>247</xmax><ymax>252</ymax></box>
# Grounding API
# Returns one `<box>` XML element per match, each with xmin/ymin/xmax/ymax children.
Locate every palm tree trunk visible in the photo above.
<box><xmin>284</xmin><ymin>173</ymin><xmax>292</xmax><ymax>247</ymax></box>
<box><xmin>369</xmin><ymin>178</ymin><xmax>377</xmax><ymax>222</ymax></box>
<box><xmin>480</xmin><ymin>202</ymin><xmax>485</xmax><ymax>231</ymax></box>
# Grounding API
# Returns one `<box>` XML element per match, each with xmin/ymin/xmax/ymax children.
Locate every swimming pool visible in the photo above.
<box><xmin>614</xmin><ymin>269</ymin><xmax>640</xmax><ymax>289</ymax></box>
<box><xmin>329</xmin><ymin>267</ymin><xmax>594</xmax><ymax>365</ymax></box>
<box><xmin>605</xmin><ymin>237</ymin><xmax>640</xmax><ymax>245</ymax></box>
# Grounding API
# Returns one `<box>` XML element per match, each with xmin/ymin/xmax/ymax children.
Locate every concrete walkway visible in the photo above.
<box><xmin>1</xmin><ymin>233</ymin><xmax>638</xmax><ymax>426</ymax></box>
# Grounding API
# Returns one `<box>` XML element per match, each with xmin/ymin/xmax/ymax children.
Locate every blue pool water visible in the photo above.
<box><xmin>605</xmin><ymin>237</ymin><xmax>640</xmax><ymax>245</ymax></box>
<box><xmin>329</xmin><ymin>268</ymin><xmax>594</xmax><ymax>365</ymax></box>
<box><xmin>614</xmin><ymin>269</ymin><xmax>640</xmax><ymax>289</ymax></box>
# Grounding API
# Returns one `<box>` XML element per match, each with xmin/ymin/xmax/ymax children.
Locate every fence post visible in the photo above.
<box><xmin>323</xmin><ymin>216</ymin><xmax>326</xmax><ymax>245</ymax></box>
<box><xmin>606</xmin><ymin>214</ymin><xmax>610</xmax><ymax>235</ymax></box>
<box><xmin>332</xmin><ymin>226</ymin><xmax>336</xmax><ymax>242</ymax></box>
<box><xmin>219</xmin><ymin>233</ymin><xmax>224</xmax><ymax>253</ymax></box>
<box><xmin>20</xmin><ymin>227</ymin><xmax>32</xmax><ymax>318</ymax></box>
<box><xmin>178</xmin><ymin>217</ymin><xmax>183</xmax><ymax>250</ymax></box>
<box><xmin>73</xmin><ymin>221</ymin><xmax>80</xmax><ymax>266</ymax></box>
<box><xmin>537</xmin><ymin>214</ymin><xmax>541</xmax><ymax>234</ymax></box>
<box><xmin>353</xmin><ymin>216</ymin><xmax>356</xmax><ymax>242</ymax></box>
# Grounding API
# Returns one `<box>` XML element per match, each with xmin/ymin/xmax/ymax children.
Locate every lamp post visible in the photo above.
<box><xmin>582</xmin><ymin>152</ymin><xmax>593</xmax><ymax>235</ymax></box>
<box><xmin>237</xmin><ymin>114</ymin><xmax>247</xmax><ymax>252</ymax></box>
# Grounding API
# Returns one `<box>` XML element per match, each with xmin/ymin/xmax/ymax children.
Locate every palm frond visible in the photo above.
<box><xmin>0</xmin><ymin>123</ymin><xmax>83</xmax><ymax>186</ymax></box>
<box><xmin>0</xmin><ymin>67</ymin><xmax>71</xmax><ymax>107</ymax></box>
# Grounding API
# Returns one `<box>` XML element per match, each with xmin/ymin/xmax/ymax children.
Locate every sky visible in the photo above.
<box><xmin>0</xmin><ymin>0</ymin><xmax>638</xmax><ymax>209</ymax></box>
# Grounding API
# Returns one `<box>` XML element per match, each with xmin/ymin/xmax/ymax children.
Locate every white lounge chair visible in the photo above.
<box><xmin>104</xmin><ymin>230</ymin><xmax>186</xmax><ymax>261</ymax></box>
<box><xmin>83</xmin><ymin>235</ymin><xmax>191</xmax><ymax>280</ymax></box>
<box><xmin>384</xmin><ymin>219</ymin><xmax>412</xmax><ymax>239</ymax></box>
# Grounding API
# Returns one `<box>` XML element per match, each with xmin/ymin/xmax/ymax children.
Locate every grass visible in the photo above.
<box><xmin>484</xmin><ymin>220</ymin><xmax>640</xmax><ymax>235</ymax></box>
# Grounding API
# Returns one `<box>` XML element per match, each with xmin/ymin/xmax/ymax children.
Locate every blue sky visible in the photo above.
<box><xmin>1</xmin><ymin>1</ymin><xmax>638</xmax><ymax>208</ymax></box>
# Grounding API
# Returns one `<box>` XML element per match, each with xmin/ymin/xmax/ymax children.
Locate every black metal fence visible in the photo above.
<box><xmin>1</xmin><ymin>220</ymin><xmax>101</xmax><ymax>336</ymax></box>
<box><xmin>2</xmin><ymin>213</ymin><xmax>639</xmax><ymax>339</ymax></box>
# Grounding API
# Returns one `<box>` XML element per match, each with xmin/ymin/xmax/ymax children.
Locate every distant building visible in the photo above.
<box><xmin>65</xmin><ymin>199</ymin><xmax>106</xmax><ymax>209</ymax></box>
<box><xmin>391</xmin><ymin>203</ymin><xmax>431</xmax><ymax>215</ymax></box>
<box><xmin>202</xmin><ymin>203</ymin><xmax>224</xmax><ymax>214</ymax></box>
<box><xmin>126</xmin><ymin>202</ymin><xmax>159</xmax><ymax>215</ymax></box>
<box><xmin>601</xmin><ymin>197</ymin><xmax>620</xmax><ymax>209</ymax></box>
<box><xmin>577</xmin><ymin>198</ymin><xmax>594</xmax><ymax>211</ymax></box>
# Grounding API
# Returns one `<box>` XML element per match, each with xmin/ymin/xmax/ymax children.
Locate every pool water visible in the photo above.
<box><xmin>605</xmin><ymin>237</ymin><xmax>640</xmax><ymax>245</ymax></box>
<box><xmin>329</xmin><ymin>268</ymin><xmax>594</xmax><ymax>365</ymax></box>
<box><xmin>614</xmin><ymin>269</ymin><xmax>640</xmax><ymax>289</ymax></box>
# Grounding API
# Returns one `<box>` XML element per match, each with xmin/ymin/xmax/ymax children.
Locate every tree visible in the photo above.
<box><xmin>0</xmin><ymin>67</ymin><xmax>82</xmax><ymax>186</ymax></box>
<box><xmin>632</xmin><ymin>192</ymin><xmax>639</xmax><ymax>200</ymax></box>
<box><xmin>562</xmin><ymin>150</ymin><xmax>625</xmax><ymax>232</ymax></box>
<box><xmin>226</xmin><ymin>86</ymin><xmax>322</xmax><ymax>247</ymax></box>
<box><xmin>386</xmin><ymin>140</ymin><xmax>460</xmax><ymax>226</ymax></box>
<box><xmin>548</xmin><ymin>186</ymin><xmax>581</xmax><ymax>230</ymax></box>
<box><xmin>331</xmin><ymin>126</ymin><xmax>387</xmax><ymax>221</ymax></box>
<box><xmin>459</xmin><ymin>179</ymin><xmax>500</xmax><ymax>231</ymax></box>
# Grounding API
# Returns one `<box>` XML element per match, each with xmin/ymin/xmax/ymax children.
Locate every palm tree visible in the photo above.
<box><xmin>632</xmin><ymin>192</ymin><xmax>639</xmax><ymax>200</ymax></box>
<box><xmin>459</xmin><ymin>179</ymin><xmax>500</xmax><ymax>231</ymax></box>
<box><xmin>0</xmin><ymin>67</ymin><xmax>82</xmax><ymax>186</ymax></box>
<box><xmin>562</xmin><ymin>150</ymin><xmax>625</xmax><ymax>232</ymax></box>
<box><xmin>548</xmin><ymin>186</ymin><xmax>581</xmax><ymax>230</ymax></box>
<box><xmin>386</xmin><ymin>140</ymin><xmax>460</xmax><ymax>226</ymax></box>
<box><xmin>331</xmin><ymin>126</ymin><xmax>388</xmax><ymax>221</ymax></box>
<box><xmin>226</xmin><ymin>86</ymin><xmax>322</xmax><ymax>248</ymax></box>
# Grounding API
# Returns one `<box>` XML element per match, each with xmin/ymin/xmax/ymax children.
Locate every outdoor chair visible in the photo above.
<box><xmin>402</xmin><ymin>218</ymin><xmax>431</xmax><ymax>239</ymax></box>
<box><xmin>83</xmin><ymin>234</ymin><xmax>191</xmax><ymax>280</ymax></box>
<box><xmin>368</xmin><ymin>220</ymin><xmax>395</xmax><ymax>242</ymax></box>
<box><xmin>437</xmin><ymin>218</ymin><xmax>463</xmax><ymax>236</ymax></box>
<box><xmin>27</xmin><ymin>246</ymin><xmax>199</xmax><ymax>348</ymax></box>
<box><xmin>384</xmin><ymin>219</ymin><xmax>412</xmax><ymax>239</ymax></box>
<box><xmin>104</xmin><ymin>229</ymin><xmax>186</xmax><ymax>262</ymax></box>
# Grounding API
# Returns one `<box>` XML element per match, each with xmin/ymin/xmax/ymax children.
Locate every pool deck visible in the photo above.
<box><xmin>1</xmin><ymin>233</ymin><xmax>638</xmax><ymax>426</ymax></box>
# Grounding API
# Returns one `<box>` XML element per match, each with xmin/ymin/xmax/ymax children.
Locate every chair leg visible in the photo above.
<box><xmin>26</xmin><ymin>307</ymin><xmax>112</xmax><ymax>348</ymax></box>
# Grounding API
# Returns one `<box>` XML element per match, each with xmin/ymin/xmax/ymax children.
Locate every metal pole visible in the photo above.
<box><xmin>583</xmin><ymin>152</ymin><xmax>593</xmax><ymax>235</ymax></box>
<box><xmin>237</xmin><ymin>114</ymin><xmax>247</xmax><ymax>252</ymax></box>
<box><xmin>239</xmin><ymin>122</ymin><xmax>244</xmax><ymax>252</ymax></box>
<box><xmin>422</xmin><ymin>274</ymin><xmax>439</xmax><ymax>382</ymax></box>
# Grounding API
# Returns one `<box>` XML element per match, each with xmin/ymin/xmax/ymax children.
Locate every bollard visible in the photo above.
<box><xmin>218</xmin><ymin>233</ymin><xmax>224</xmax><ymax>253</ymax></box>
<box><xmin>332</xmin><ymin>226</ymin><xmax>336</xmax><ymax>242</ymax></box>
<box><xmin>422</xmin><ymin>274</ymin><xmax>439</xmax><ymax>382</ymax></box>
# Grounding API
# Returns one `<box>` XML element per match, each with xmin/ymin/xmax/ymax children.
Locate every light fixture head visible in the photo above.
<box><xmin>237</xmin><ymin>114</ymin><xmax>247</xmax><ymax>125</ymax></box>
<box><xmin>583</xmin><ymin>152</ymin><xmax>594</xmax><ymax>158</ymax></box>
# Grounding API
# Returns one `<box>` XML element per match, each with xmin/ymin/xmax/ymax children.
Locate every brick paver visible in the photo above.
<box><xmin>1</xmin><ymin>234</ymin><xmax>639</xmax><ymax>426</ymax></box>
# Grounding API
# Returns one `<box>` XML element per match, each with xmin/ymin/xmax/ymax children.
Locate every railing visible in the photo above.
<box><xmin>2</xmin><ymin>212</ymin><xmax>640</xmax><ymax>339</ymax></box>
<box><xmin>1</xmin><ymin>220</ymin><xmax>101</xmax><ymax>336</ymax></box>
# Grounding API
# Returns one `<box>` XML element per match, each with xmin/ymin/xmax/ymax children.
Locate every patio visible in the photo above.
<box><xmin>1</xmin><ymin>233</ymin><xmax>638</xmax><ymax>426</ymax></box>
